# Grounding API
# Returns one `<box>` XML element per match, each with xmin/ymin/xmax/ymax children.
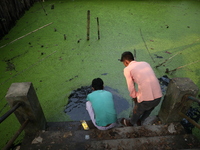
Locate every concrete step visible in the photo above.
<box><xmin>44</xmin><ymin>116</ymin><xmax>163</xmax><ymax>132</ymax></box>
<box><xmin>21</xmin><ymin>134</ymin><xmax>200</xmax><ymax>150</ymax></box>
<box><xmin>19</xmin><ymin>121</ymin><xmax>200</xmax><ymax>150</ymax></box>
<box><xmin>87</xmin><ymin>134</ymin><xmax>200</xmax><ymax>150</ymax></box>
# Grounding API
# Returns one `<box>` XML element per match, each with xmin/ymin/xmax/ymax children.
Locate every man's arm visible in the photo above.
<box><xmin>124</xmin><ymin>69</ymin><xmax>137</xmax><ymax>98</ymax></box>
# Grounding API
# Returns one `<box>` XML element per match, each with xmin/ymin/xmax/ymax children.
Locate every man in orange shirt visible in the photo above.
<box><xmin>120</xmin><ymin>51</ymin><xmax>162</xmax><ymax>126</ymax></box>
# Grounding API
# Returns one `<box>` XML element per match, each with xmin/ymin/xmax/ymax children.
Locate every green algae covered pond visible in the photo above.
<box><xmin>0</xmin><ymin>0</ymin><xmax>200</xmax><ymax>148</ymax></box>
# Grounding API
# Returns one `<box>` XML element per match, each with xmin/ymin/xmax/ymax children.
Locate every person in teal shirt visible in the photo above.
<box><xmin>86</xmin><ymin>78</ymin><xmax>117</xmax><ymax>130</ymax></box>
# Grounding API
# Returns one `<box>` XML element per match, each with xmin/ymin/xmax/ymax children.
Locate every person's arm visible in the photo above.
<box><xmin>124</xmin><ymin>69</ymin><xmax>137</xmax><ymax>98</ymax></box>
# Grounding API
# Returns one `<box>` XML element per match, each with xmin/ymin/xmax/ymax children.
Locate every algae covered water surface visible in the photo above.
<box><xmin>0</xmin><ymin>0</ymin><xmax>200</xmax><ymax>148</ymax></box>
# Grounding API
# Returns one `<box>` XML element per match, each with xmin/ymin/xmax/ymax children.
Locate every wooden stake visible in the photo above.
<box><xmin>0</xmin><ymin>22</ymin><xmax>53</xmax><ymax>49</ymax></box>
<box><xmin>140</xmin><ymin>29</ymin><xmax>155</xmax><ymax>63</ymax></box>
<box><xmin>97</xmin><ymin>17</ymin><xmax>100</xmax><ymax>40</ymax></box>
<box><xmin>134</xmin><ymin>49</ymin><xmax>136</xmax><ymax>60</ymax></box>
<box><xmin>155</xmin><ymin>39</ymin><xmax>199</xmax><ymax>68</ymax></box>
<box><xmin>87</xmin><ymin>10</ymin><xmax>90</xmax><ymax>41</ymax></box>
<box><xmin>165</xmin><ymin>60</ymin><xmax>200</xmax><ymax>74</ymax></box>
<box><xmin>64</xmin><ymin>34</ymin><xmax>66</xmax><ymax>40</ymax></box>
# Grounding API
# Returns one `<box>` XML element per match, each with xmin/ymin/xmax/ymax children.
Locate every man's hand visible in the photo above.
<box><xmin>133</xmin><ymin>98</ymin><xmax>137</xmax><ymax>104</ymax></box>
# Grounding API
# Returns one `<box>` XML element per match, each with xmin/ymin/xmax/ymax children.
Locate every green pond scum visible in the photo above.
<box><xmin>0</xmin><ymin>0</ymin><xmax>200</xmax><ymax>148</ymax></box>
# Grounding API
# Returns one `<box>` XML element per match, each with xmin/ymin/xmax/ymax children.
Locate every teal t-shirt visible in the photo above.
<box><xmin>86</xmin><ymin>90</ymin><xmax>117</xmax><ymax>126</ymax></box>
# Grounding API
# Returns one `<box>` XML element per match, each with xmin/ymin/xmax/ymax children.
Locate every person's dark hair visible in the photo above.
<box><xmin>92</xmin><ymin>78</ymin><xmax>104</xmax><ymax>90</ymax></box>
<box><xmin>120</xmin><ymin>51</ymin><xmax>134</xmax><ymax>62</ymax></box>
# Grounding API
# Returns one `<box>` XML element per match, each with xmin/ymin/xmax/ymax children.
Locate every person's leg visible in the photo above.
<box><xmin>139</xmin><ymin>97</ymin><xmax>161</xmax><ymax>122</ymax></box>
<box><xmin>86</xmin><ymin>101</ymin><xmax>116</xmax><ymax>130</ymax></box>
<box><xmin>139</xmin><ymin>107</ymin><xmax>155</xmax><ymax>122</ymax></box>
<box><xmin>86</xmin><ymin>101</ymin><xmax>98</xmax><ymax>127</ymax></box>
<box><xmin>96</xmin><ymin>122</ymin><xmax>117</xmax><ymax>130</ymax></box>
<box><xmin>130</xmin><ymin>102</ymin><xmax>145</xmax><ymax>125</ymax></box>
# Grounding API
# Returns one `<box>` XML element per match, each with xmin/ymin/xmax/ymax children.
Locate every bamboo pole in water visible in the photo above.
<box><xmin>155</xmin><ymin>39</ymin><xmax>199</xmax><ymax>68</ymax></box>
<box><xmin>87</xmin><ymin>10</ymin><xmax>90</xmax><ymax>40</ymax></box>
<box><xmin>97</xmin><ymin>17</ymin><xmax>100</xmax><ymax>40</ymax></box>
<box><xmin>140</xmin><ymin>28</ymin><xmax>155</xmax><ymax>63</ymax></box>
<box><xmin>0</xmin><ymin>22</ymin><xmax>53</xmax><ymax>49</ymax></box>
<box><xmin>165</xmin><ymin>60</ymin><xmax>200</xmax><ymax>74</ymax></box>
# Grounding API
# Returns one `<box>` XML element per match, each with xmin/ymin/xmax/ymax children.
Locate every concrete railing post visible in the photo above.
<box><xmin>158</xmin><ymin>78</ymin><xmax>199</xmax><ymax>124</ymax></box>
<box><xmin>5</xmin><ymin>82</ymin><xmax>46</xmax><ymax>135</ymax></box>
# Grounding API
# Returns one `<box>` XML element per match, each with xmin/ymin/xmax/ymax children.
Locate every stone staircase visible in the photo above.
<box><xmin>19</xmin><ymin>116</ymin><xmax>200</xmax><ymax>150</ymax></box>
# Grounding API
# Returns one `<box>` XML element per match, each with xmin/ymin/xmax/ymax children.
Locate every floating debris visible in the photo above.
<box><xmin>66</xmin><ymin>75</ymin><xmax>78</xmax><ymax>82</ymax></box>
<box><xmin>165</xmin><ymin>68</ymin><xmax>169</xmax><ymax>74</ymax></box>
<box><xmin>77</xmin><ymin>39</ymin><xmax>81</xmax><ymax>43</ymax></box>
<box><xmin>6</xmin><ymin>61</ymin><xmax>17</xmax><ymax>72</ymax></box>
<box><xmin>4</xmin><ymin>51</ymin><xmax>28</xmax><ymax>72</ymax></box>
<box><xmin>165</xmin><ymin>51</ymin><xmax>172</xmax><ymax>54</ymax></box>
<box><xmin>51</xmin><ymin>4</ymin><xmax>54</xmax><ymax>9</ymax></box>
<box><xmin>101</xmin><ymin>73</ymin><xmax>108</xmax><ymax>75</ymax></box>
<box><xmin>154</xmin><ymin>54</ymin><xmax>163</xmax><ymax>58</ymax></box>
<box><xmin>0</xmin><ymin>51</ymin><xmax>57</xmax><ymax>85</ymax></box>
<box><xmin>64</xmin><ymin>34</ymin><xmax>67</xmax><ymax>40</ymax></box>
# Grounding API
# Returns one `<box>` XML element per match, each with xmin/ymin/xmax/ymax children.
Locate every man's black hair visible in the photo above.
<box><xmin>120</xmin><ymin>51</ymin><xmax>134</xmax><ymax>62</ymax></box>
<box><xmin>92</xmin><ymin>78</ymin><xmax>104</xmax><ymax>90</ymax></box>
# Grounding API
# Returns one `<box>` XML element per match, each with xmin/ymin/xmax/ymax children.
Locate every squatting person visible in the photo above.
<box><xmin>86</xmin><ymin>78</ymin><xmax>117</xmax><ymax>130</ymax></box>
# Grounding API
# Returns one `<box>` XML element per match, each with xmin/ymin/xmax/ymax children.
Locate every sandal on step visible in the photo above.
<box><xmin>120</xmin><ymin>118</ymin><xmax>133</xmax><ymax>126</ymax></box>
